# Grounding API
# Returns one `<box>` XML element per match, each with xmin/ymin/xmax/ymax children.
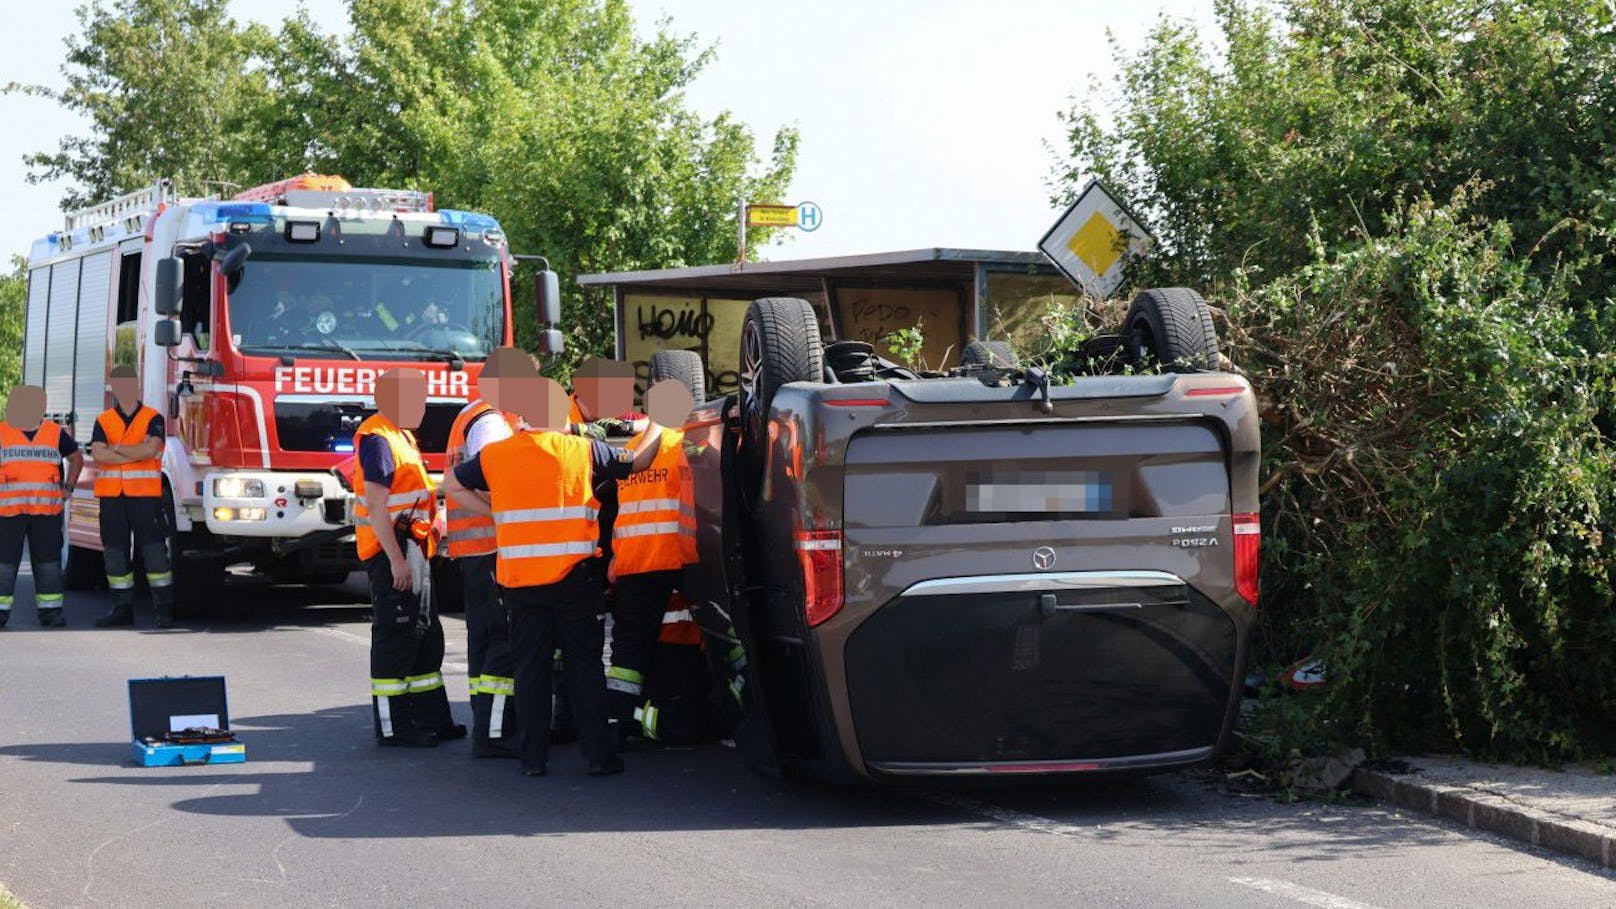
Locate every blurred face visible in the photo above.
<box><xmin>645</xmin><ymin>380</ymin><xmax>695</xmax><ymax>429</ymax></box>
<box><xmin>5</xmin><ymin>385</ymin><xmax>45</xmax><ymax>431</ymax></box>
<box><xmin>478</xmin><ymin>375</ymin><xmax>502</xmax><ymax>412</ymax></box>
<box><xmin>376</xmin><ymin>369</ymin><xmax>428</xmax><ymax>430</ymax></box>
<box><xmin>110</xmin><ymin>374</ymin><xmax>141</xmax><ymax>411</ymax></box>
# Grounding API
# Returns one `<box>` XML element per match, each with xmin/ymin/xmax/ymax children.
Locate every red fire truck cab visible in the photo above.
<box><xmin>23</xmin><ymin>174</ymin><xmax>534</xmax><ymax>611</ymax></box>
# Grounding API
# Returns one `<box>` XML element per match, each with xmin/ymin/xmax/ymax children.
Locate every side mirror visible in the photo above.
<box><xmin>535</xmin><ymin>269</ymin><xmax>562</xmax><ymax>326</ymax></box>
<box><xmin>154</xmin><ymin>258</ymin><xmax>181</xmax><ymax>316</ymax></box>
<box><xmin>537</xmin><ymin>328</ymin><xmax>565</xmax><ymax>355</ymax></box>
<box><xmin>154</xmin><ymin>319</ymin><xmax>182</xmax><ymax>347</ymax></box>
<box><xmin>219</xmin><ymin>243</ymin><xmax>252</xmax><ymax>277</ymax></box>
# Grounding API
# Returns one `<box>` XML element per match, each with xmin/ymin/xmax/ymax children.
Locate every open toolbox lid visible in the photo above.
<box><xmin>128</xmin><ymin>676</ymin><xmax>231</xmax><ymax>741</ymax></box>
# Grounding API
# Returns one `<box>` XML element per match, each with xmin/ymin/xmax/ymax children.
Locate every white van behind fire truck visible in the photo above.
<box><xmin>22</xmin><ymin>174</ymin><xmax>558</xmax><ymax>612</ymax></box>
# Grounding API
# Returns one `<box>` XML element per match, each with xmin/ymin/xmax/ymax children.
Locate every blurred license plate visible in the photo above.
<box><xmin>966</xmin><ymin>471</ymin><xmax>1112</xmax><ymax>514</ymax></box>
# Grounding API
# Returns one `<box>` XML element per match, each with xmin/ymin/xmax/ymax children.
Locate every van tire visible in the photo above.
<box><xmin>649</xmin><ymin>349</ymin><xmax>707</xmax><ymax>407</ymax></box>
<box><xmin>740</xmin><ymin>297</ymin><xmax>823</xmax><ymax>481</ymax></box>
<box><xmin>64</xmin><ymin>544</ymin><xmax>107</xmax><ymax>591</ymax></box>
<box><xmin>171</xmin><ymin>548</ymin><xmax>228</xmax><ymax>620</ymax></box>
<box><xmin>962</xmin><ymin>339</ymin><xmax>1019</xmax><ymax>369</ymax></box>
<box><xmin>1124</xmin><ymin>288</ymin><xmax>1220</xmax><ymax>372</ymax></box>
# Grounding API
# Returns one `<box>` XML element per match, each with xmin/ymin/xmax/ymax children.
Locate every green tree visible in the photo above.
<box><xmin>0</xmin><ymin>257</ymin><xmax>26</xmax><ymax>394</ymax></box>
<box><xmin>1053</xmin><ymin>0</ymin><xmax>1616</xmax><ymax>761</ymax></box>
<box><xmin>8</xmin><ymin>0</ymin><xmax>271</xmax><ymax>208</ymax></box>
<box><xmin>14</xmin><ymin>0</ymin><xmax>799</xmax><ymax>362</ymax></box>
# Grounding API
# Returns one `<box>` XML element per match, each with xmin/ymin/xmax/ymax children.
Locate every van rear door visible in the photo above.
<box><xmin>835</xmin><ymin>409</ymin><xmax>1243</xmax><ymax>772</ymax></box>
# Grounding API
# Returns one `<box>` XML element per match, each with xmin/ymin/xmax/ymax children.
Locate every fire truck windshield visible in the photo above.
<box><xmin>229</xmin><ymin>254</ymin><xmax>504</xmax><ymax>361</ymax></box>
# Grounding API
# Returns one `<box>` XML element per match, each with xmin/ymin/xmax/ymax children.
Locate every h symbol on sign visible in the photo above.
<box><xmin>798</xmin><ymin>203</ymin><xmax>820</xmax><ymax>230</ymax></box>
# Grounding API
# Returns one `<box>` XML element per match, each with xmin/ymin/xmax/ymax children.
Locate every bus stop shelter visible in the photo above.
<box><xmin>578</xmin><ymin>248</ymin><xmax>1078</xmax><ymax>397</ymax></box>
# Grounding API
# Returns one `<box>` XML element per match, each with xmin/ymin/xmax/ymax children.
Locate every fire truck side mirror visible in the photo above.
<box><xmin>537</xmin><ymin>328</ymin><xmax>565</xmax><ymax>356</ymax></box>
<box><xmin>154</xmin><ymin>319</ymin><xmax>182</xmax><ymax>347</ymax></box>
<box><xmin>535</xmin><ymin>269</ymin><xmax>562</xmax><ymax>326</ymax></box>
<box><xmin>154</xmin><ymin>258</ymin><xmax>182</xmax><ymax>316</ymax></box>
<box><xmin>219</xmin><ymin>243</ymin><xmax>252</xmax><ymax>294</ymax></box>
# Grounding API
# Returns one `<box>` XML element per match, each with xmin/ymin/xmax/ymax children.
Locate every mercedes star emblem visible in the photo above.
<box><xmin>1032</xmin><ymin>546</ymin><xmax>1057</xmax><ymax>571</ymax></box>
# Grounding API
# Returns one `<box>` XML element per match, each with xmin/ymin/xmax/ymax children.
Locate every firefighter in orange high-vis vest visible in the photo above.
<box><xmin>602</xmin><ymin>383</ymin><xmax>698</xmax><ymax>741</ymax></box>
<box><xmin>356</xmin><ymin>368</ymin><xmax>466</xmax><ymax>748</ymax></box>
<box><xmin>91</xmin><ymin>365</ymin><xmax>175</xmax><ymax>629</ymax></box>
<box><xmin>0</xmin><ymin>384</ymin><xmax>83</xmax><ymax>629</ymax></box>
<box><xmin>444</xmin><ymin>349</ymin><xmax>525</xmax><ymax>758</ymax></box>
<box><xmin>445</xmin><ymin>367</ymin><xmax>668</xmax><ymax>778</ymax></box>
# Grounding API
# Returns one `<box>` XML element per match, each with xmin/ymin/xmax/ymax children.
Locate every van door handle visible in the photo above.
<box><xmin>1038</xmin><ymin>594</ymin><xmax>1144</xmax><ymax>616</ymax></box>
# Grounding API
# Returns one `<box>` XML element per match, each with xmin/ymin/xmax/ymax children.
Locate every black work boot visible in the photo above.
<box><xmin>154</xmin><ymin>607</ymin><xmax>175</xmax><ymax>630</ymax></box>
<box><xmin>95</xmin><ymin>605</ymin><xmax>134</xmax><ymax>627</ymax></box>
<box><xmin>0</xmin><ymin>610</ymin><xmax>9</xmax><ymax>629</ymax></box>
<box><xmin>37</xmin><ymin>608</ymin><xmax>66</xmax><ymax>628</ymax></box>
<box><xmin>374</xmin><ymin>696</ymin><xmax>438</xmax><ymax>748</ymax></box>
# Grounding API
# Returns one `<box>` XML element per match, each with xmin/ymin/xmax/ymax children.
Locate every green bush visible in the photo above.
<box><xmin>1053</xmin><ymin>0</ymin><xmax>1616</xmax><ymax>761</ymax></box>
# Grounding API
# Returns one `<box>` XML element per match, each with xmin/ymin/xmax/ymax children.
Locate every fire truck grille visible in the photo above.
<box><xmin>274</xmin><ymin>401</ymin><xmax>459</xmax><ymax>454</ymax></box>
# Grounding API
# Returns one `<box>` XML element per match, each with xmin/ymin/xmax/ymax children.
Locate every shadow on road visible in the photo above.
<box><xmin>0</xmin><ymin>702</ymin><xmax>1465</xmax><ymax>866</ymax></box>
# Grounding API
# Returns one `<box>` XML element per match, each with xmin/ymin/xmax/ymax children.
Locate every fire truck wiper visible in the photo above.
<box><xmin>252</xmin><ymin>341</ymin><xmax>363</xmax><ymax>361</ymax></box>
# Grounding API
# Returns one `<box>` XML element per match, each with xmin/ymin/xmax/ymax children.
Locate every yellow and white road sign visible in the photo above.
<box><xmin>1038</xmin><ymin>179</ymin><xmax>1154</xmax><ymax>298</ymax></box>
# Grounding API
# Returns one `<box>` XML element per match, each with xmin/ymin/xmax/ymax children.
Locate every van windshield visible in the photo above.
<box><xmin>227</xmin><ymin>254</ymin><xmax>504</xmax><ymax>361</ymax></box>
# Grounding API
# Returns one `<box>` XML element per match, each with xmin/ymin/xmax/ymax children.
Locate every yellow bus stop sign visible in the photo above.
<box><xmin>1038</xmin><ymin>180</ymin><xmax>1154</xmax><ymax>298</ymax></box>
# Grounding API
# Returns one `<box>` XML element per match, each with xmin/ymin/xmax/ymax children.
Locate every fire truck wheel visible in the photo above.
<box><xmin>64</xmin><ymin>545</ymin><xmax>107</xmax><ymax>591</ymax></box>
<box><xmin>171</xmin><ymin>546</ymin><xmax>228</xmax><ymax>619</ymax></box>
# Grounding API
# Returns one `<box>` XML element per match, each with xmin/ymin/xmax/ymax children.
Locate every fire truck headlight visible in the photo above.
<box><xmin>214</xmin><ymin>477</ymin><xmax>265</xmax><ymax>499</ymax></box>
<box><xmin>213</xmin><ymin>506</ymin><xmax>268</xmax><ymax>522</ymax></box>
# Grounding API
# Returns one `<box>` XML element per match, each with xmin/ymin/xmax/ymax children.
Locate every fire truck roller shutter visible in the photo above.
<box><xmin>73</xmin><ymin>251</ymin><xmax>115</xmax><ymax>443</ymax></box>
<box><xmin>43</xmin><ymin>258</ymin><xmax>80</xmax><ymax>418</ymax></box>
<box><xmin>23</xmin><ymin>268</ymin><xmax>49</xmax><ymax>387</ymax></box>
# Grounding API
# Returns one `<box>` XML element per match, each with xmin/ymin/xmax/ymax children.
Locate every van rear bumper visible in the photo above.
<box><xmin>832</xmin><ymin>570</ymin><xmax>1245</xmax><ymax>778</ymax></box>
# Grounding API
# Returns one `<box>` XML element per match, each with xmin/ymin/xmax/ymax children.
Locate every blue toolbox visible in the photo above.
<box><xmin>128</xmin><ymin>676</ymin><xmax>247</xmax><ymax>767</ymax></box>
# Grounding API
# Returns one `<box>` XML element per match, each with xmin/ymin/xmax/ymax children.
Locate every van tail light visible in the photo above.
<box><xmin>1233</xmin><ymin>512</ymin><xmax>1260</xmax><ymax>606</ymax></box>
<box><xmin>795</xmin><ymin>529</ymin><xmax>844</xmax><ymax>627</ymax></box>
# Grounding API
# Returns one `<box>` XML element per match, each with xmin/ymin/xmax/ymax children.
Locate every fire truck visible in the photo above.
<box><xmin>22</xmin><ymin>174</ymin><xmax>562</xmax><ymax>612</ymax></box>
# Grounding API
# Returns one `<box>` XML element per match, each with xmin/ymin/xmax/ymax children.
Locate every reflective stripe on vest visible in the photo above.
<box><xmin>482</xmin><ymin>431</ymin><xmax>599</xmax><ymax>588</ymax></box>
<box><xmin>0</xmin><ymin>421</ymin><xmax>64</xmax><ymax>517</ymax></box>
<box><xmin>444</xmin><ymin>400</ymin><xmax>517</xmax><ymax>559</ymax></box>
<box><xmin>352</xmin><ymin>414</ymin><xmax>436</xmax><ymax>561</ymax></box>
<box><xmin>92</xmin><ymin>407</ymin><xmax>163</xmax><ymax>498</ymax></box>
<box><xmin>610</xmin><ymin>430</ymin><xmax>696</xmax><ymax>579</ymax></box>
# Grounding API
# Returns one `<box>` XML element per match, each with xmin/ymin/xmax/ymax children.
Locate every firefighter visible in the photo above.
<box><xmin>445</xmin><ymin>349</ymin><xmax>525</xmax><ymax>758</ymax></box>
<box><xmin>356</xmin><ymin>367</ymin><xmax>466</xmax><ymax>748</ymax></box>
<box><xmin>444</xmin><ymin>365</ymin><xmax>669</xmax><ymax>777</ymax></box>
<box><xmin>603</xmin><ymin>379</ymin><xmax>697</xmax><ymax>745</ymax></box>
<box><xmin>0</xmin><ymin>384</ymin><xmax>83</xmax><ymax>629</ymax></box>
<box><xmin>91</xmin><ymin>365</ymin><xmax>175</xmax><ymax>629</ymax></box>
<box><xmin>631</xmin><ymin>595</ymin><xmax>723</xmax><ymax>747</ymax></box>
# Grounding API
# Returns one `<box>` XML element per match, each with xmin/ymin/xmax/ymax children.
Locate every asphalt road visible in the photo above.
<box><xmin>2</xmin><ymin>576</ymin><xmax>1614</xmax><ymax>909</ymax></box>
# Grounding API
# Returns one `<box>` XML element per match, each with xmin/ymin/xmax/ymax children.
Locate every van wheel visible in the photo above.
<box><xmin>64</xmin><ymin>545</ymin><xmax>107</xmax><ymax>591</ymax></box>
<box><xmin>1123</xmin><ymin>288</ymin><xmax>1221</xmax><ymax>372</ymax></box>
<box><xmin>649</xmin><ymin>349</ymin><xmax>707</xmax><ymax>407</ymax></box>
<box><xmin>739</xmin><ymin>297</ymin><xmax>823</xmax><ymax>483</ymax></box>
<box><xmin>962</xmin><ymin>339</ymin><xmax>1020</xmax><ymax>369</ymax></box>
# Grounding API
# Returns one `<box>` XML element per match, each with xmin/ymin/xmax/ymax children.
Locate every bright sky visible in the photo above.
<box><xmin>0</xmin><ymin>0</ymin><xmax>1219</xmax><ymax>265</ymax></box>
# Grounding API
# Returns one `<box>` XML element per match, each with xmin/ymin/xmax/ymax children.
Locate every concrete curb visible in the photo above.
<box><xmin>1353</xmin><ymin>767</ymin><xmax>1616</xmax><ymax>869</ymax></box>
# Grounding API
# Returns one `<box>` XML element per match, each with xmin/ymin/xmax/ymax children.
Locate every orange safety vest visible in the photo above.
<box><xmin>567</xmin><ymin>392</ymin><xmax>585</xmax><ymax>425</ymax></box>
<box><xmin>0</xmin><ymin>421</ymin><xmax>65</xmax><ymax>517</ymax></box>
<box><xmin>481</xmin><ymin>430</ymin><xmax>600</xmax><ymax>588</ymax></box>
<box><xmin>93</xmin><ymin>405</ymin><xmax>164</xmax><ymax>498</ymax></box>
<box><xmin>444</xmin><ymin>400</ymin><xmax>518</xmax><ymax>559</ymax></box>
<box><xmin>609</xmin><ymin>429</ymin><xmax>696</xmax><ymax>580</ymax></box>
<box><xmin>352</xmin><ymin>413</ymin><xmax>436</xmax><ymax>561</ymax></box>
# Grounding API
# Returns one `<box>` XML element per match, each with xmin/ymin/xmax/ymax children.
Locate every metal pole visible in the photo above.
<box><xmin>737</xmin><ymin>197</ymin><xmax>747</xmax><ymax>264</ymax></box>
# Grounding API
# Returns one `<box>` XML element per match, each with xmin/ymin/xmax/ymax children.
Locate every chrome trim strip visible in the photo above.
<box><xmin>869</xmin><ymin>746</ymin><xmax>1213</xmax><ymax>776</ymax></box>
<box><xmin>902</xmin><ymin>570</ymin><xmax>1185</xmax><ymax>597</ymax></box>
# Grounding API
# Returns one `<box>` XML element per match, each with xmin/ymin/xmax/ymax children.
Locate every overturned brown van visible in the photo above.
<box><xmin>677</xmin><ymin>290</ymin><xmax>1260</xmax><ymax>783</ymax></box>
